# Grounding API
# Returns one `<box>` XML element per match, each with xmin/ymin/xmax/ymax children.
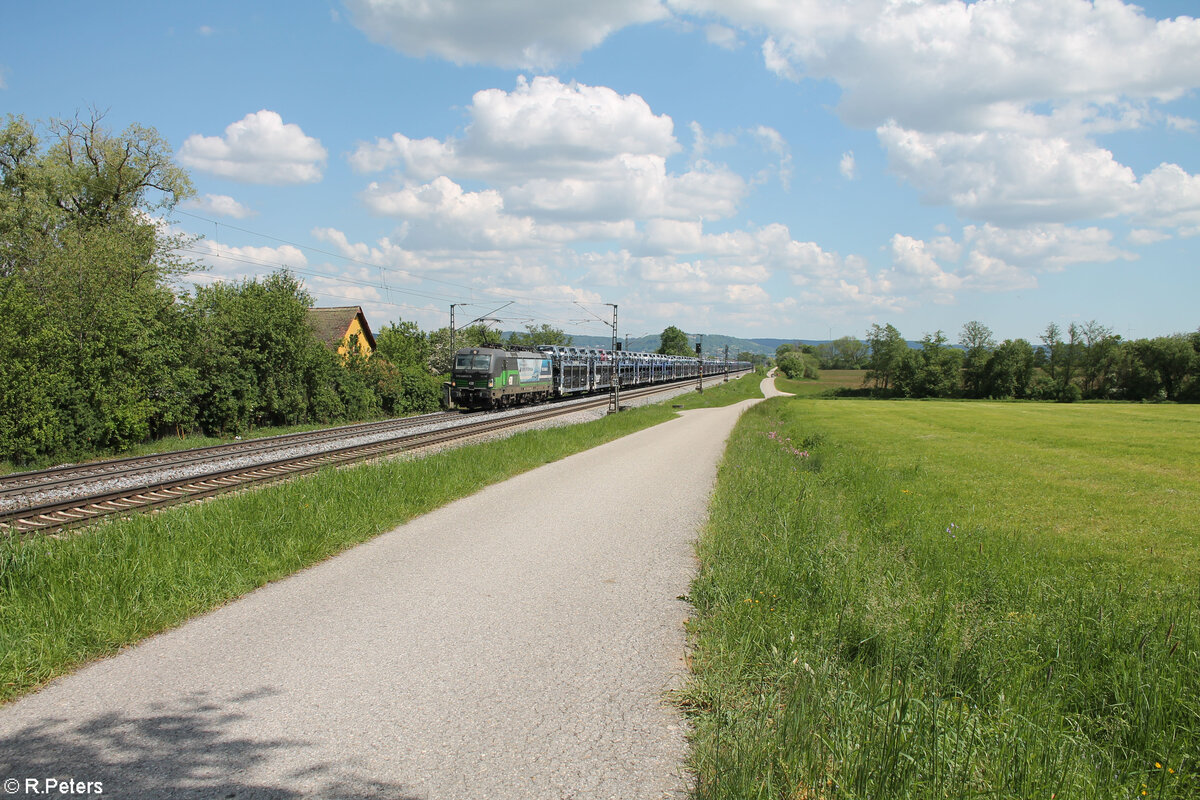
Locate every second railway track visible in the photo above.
<box><xmin>1</xmin><ymin>376</ymin><xmax>740</xmax><ymax>535</ymax></box>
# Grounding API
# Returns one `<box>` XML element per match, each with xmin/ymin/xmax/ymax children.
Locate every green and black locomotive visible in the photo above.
<box><xmin>449</xmin><ymin>346</ymin><xmax>554</xmax><ymax>409</ymax></box>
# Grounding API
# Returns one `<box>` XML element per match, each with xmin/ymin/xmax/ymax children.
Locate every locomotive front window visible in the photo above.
<box><xmin>455</xmin><ymin>354</ymin><xmax>493</xmax><ymax>371</ymax></box>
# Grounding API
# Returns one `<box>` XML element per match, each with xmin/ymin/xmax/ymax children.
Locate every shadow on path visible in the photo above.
<box><xmin>0</xmin><ymin>688</ymin><xmax>422</xmax><ymax>799</ymax></box>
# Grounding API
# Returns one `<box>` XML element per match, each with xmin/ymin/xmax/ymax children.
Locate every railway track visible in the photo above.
<box><xmin>0</xmin><ymin>410</ymin><xmax>458</xmax><ymax>499</ymax></box>
<box><xmin>0</xmin><ymin>376</ymin><xmax>739</xmax><ymax>535</ymax></box>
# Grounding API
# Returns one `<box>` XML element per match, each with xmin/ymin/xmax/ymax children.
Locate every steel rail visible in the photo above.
<box><xmin>0</xmin><ymin>374</ymin><xmax>746</xmax><ymax>535</ymax></box>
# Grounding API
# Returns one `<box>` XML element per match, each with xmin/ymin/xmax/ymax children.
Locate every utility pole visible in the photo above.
<box><xmin>449</xmin><ymin>303</ymin><xmax>459</xmax><ymax>354</ymax></box>
<box><xmin>610</xmin><ymin>304</ymin><xmax>620</xmax><ymax>414</ymax></box>
<box><xmin>573</xmin><ymin>301</ymin><xmax>620</xmax><ymax>413</ymax></box>
<box><xmin>724</xmin><ymin>345</ymin><xmax>729</xmax><ymax>382</ymax></box>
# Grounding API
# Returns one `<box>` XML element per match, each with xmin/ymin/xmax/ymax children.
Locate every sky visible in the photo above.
<box><xmin>3</xmin><ymin>0</ymin><xmax>1199</xmax><ymax>344</ymax></box>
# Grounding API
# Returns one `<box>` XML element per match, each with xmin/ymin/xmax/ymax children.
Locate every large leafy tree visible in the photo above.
<box><xmin>507</xmin><ymin>323</ymin><xmax>572</xmax><ymax>347</ymax></box>
<box><xmin>864</xmin><ymin>323</ymin><xmax>908</xmax><ymax>391</ymax></box>
<box><xmin>893</xmin><ymin>330</ymin><xmax>963</xmax><ymax>398</ymax></box>
<box><xmin>657</xmin><ymin>325</ymin><xmax>691</xmax><ymax>356</ymax></box>
<box><xmin>816</xmin><ymin>336</ymin><xmax>869</xmax><ymax>369</ymax></box>
<box><xmin>959</xmin><ymin>321</ymin><xmax>997</xmax><ymax>397</ymax></box>
<box><xmin>777</xmin><ymin>350</ymin><xmax>819</xmax><ymax>380</ymax></box>
<box><xmin>0</xmin><ymin>112</ymin><xmax>196</xmax><ymax>460</ymax></box>
<box><xmin>376</xmin><ymin>319</ymin><xmax>432</xmax><ymax>372</ymax></box>
<box><xmin>982</xmin><ymin>339</ymin><xmax>1036</xmax><ymax>398</ymax></box>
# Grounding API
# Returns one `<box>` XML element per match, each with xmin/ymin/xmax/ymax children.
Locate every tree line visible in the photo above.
<box><xmin>861</xmin><ymin>321</ymin><xmax>1200</xmax><ymax>401</ymax></box>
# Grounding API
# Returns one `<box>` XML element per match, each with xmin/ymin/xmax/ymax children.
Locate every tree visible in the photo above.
<box><xmin>816</xmin><ymin>336</ymin><xmax>869</xmax><ymax>369</ymax></box>
<box><xmin>657</xmin><ymin>325</ymin><xmax>691</xmax><ymax>356</ymax></box>
<box><xmin>959</xmin><ymin>321</ymin><xmax>997</xmax><ymax>397</ymax></box>
<box><xmin>0</xmin><ymin>112</ymin><xmax>197</xmax><ymax>460</ymax></box>
<box><xmin>375</xmin><ymin>319</ymin><xmax>431</xmax><ymax>372</ymax></box>
<box><xmin>864</xmin><ymin>324</ymin><xmax>907</xmax><ymax>391</ymax></box>
<box><xmin>428</xmin><ymin>323</ymin><xmax>493</xmax><ymax>374</ymax></box>
<box><xmin>981</xmin><ymin>339</ymin><xmax>1035</xmax><ymax>398</ymax></box>
<box><xmin>1137</xmin><ymin>336</ymin><xmax>1196</xmax><ymax>400</ymax></box>
<box><xmin>777</xmin><ymin>350</ymin><xmax>819</xmax><ymax>380</ymax></box>
<box><xmin>893</xmin><ymin>331</ymin><xmax>963</xmax><ymax>398</ymax></box>
<box><xmin>738</xmin><ymin>350</ymin><xmax>767</xmax><ymax>368</ymax></box>
<box><xmin>507</xmin><ymin>323</ymin><xmax>572</xmax><ymax>347</ymax></box>
<box><xmin>1078</xmin><ymin>320</ymin><xmax>1121</xmax><ymax>398</ymax></box>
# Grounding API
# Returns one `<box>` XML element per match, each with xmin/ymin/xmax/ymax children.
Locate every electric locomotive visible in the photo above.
<box><xmin>448</xmin><ymin>346</ymin><xmax>553</xmax><ymax>410</ymax></box>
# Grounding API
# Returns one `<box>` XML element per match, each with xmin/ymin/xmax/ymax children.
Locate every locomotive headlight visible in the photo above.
<box><xmin>488</xmin><ymin>378</ymin><xmax>495</xmax><ymax>388</ymax></box>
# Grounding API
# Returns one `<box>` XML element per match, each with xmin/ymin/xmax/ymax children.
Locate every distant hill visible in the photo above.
<box><xmin>501</xmin><ymin>332</ymin><xmax>926</xmax><ymax>355</ymax></box>
<box><xmin>503</xmin><ymin>332</ymin><xmax>821</xmax><ymax>357</ymax></box>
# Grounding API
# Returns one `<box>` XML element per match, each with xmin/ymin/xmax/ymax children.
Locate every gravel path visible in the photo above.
<box><xmin>0</xmin><ymin>381</ymin><xmax>773</xmax><ymax>800</ymax></box>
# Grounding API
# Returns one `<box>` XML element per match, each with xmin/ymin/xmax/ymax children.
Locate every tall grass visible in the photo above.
<box><xmin>683</xmin><ymin>399</ymin><xmax>1199</xmax><ymax>799</ymax></box>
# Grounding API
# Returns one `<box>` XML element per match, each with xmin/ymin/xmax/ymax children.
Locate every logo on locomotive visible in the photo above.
<box><xmin>518</xmin><ymin>358</ymin><xmax>550</xmax><ymax>382</ymax></box>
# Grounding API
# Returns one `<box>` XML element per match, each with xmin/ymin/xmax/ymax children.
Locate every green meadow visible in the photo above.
<box><xmin>683</xmin><ymin>396</ymin><xmax>1199</xmax><ymax>798</ymax></box>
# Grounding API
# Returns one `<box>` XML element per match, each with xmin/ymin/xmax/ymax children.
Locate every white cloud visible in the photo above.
<box><xmin>351</xmin><ymin>77</ymin><xmax>678</xmax><ymax>179</ymax></box>
<box><xmin>353</xmin><ymin>77</ymin><xmax>747</xmax><ymax>228</ymax></box>
<box><xmin>1167</xmin><ymin>115</ymin><xmax>1198</xmax><ymax>133</ymax></box>
<box><xmin>674</xmin><ymin>1</ymin><xmax>1200</xmax><ymax>235</ymax></box>
<box><xmin>761</xmin><ymin>37</ymin><xmax>798</xmax><ymax>82</ymax></box>
<box><xmin>182</xmin><ymin>194</ymin><xmax>257</xmax><ymax>219</ymax></box>
<box><xmin>364</xmin><ymin>176</ymin><xmax>538</xmax><ymax>250</ymax></box>
<box><xmin>877</xmin><ymin>223</ymin><xmax>1136</xmax><ymax>299</ymax></box>
<box><xmin>467</xmin><ymin>76</ymin><xmax>679</xmax><ymax>162</ymax></box>
<box><xmin>890</xmin><ymin>233</ymin><xmax>962</xmax><ymax>293</ymax></box>
<box><xmin>197</xmin><ymin>25</ymin><xmax>215</xmax><ymax>36</ymax></box>
<box><xmin>839</xmin><ymin>150</ymin><xmax>856</xmax><ymax>180</ymax></box>
<box><xmin>878</xmin><ymin>122</ymin><xmax>1200</xmax><ymax>232</ymax></box>
<box><xmin>185</xmin><ymin>241</ymin><xmax>309</xmax><ymax>285</ymax></box>
<box><xmin>675</xmin><ymin>0</ymin><xmax>1200</xmax><ymax>132</ymax></box>
<box><xmin>1127</xmin><ymin>228</ymin><xmax>1171</xmax><ymax>246</ymax></box>
<box><xmin>752</xmin><ymin>126</ymin><xmax>792</xmax><ymax>189</ymax></box>
<box><xmin>705</xmin><ymin>23</ymin><xmax>740</xmax><ymax>50</ymax></box>
<box><xmin>179</xmin><ymin>110</ymin><xmax>327</xmax><ymax>184</ymax></box>
<box><xmin>344</xmin><ymin>0</ymin><xmax>668</xmax><ymax>69</ymax></box>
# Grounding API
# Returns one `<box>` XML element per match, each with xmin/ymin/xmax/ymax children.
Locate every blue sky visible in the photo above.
<box><xmin>3</xmin><ymin>0</ymin><xmax>1198</xmax><ymax>344</ymax></box>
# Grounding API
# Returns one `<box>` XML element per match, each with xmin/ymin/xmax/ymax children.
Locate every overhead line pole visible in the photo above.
<box><xmin>574</xmin><ymin>301</ymin><xmax>621</xmax><ymax>414</ymax></box>
<box><xmin>610</xmin><ymin>304</ymin><xmax>620</xmax><ymax>414</ymax></box>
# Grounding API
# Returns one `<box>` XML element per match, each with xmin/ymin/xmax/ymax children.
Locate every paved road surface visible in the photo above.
<box><xmin>0</xmin><ymin>377</ymin><xmax>785</xmax><ymax>799</ymax></box>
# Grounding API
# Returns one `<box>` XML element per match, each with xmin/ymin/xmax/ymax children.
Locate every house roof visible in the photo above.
<box><xmin>305</xmin><ymin>306</ymin><xmax>377</xmax><ymax>352</ymax></box>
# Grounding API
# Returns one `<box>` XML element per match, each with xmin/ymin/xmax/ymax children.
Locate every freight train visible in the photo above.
<box><xmin>448</xmin><ymin>344</ymin><xmax>751</xmax><ymax>410</ymax></box>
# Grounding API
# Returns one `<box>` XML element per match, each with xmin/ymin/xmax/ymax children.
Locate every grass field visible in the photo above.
<box><xmin>683</xmin><ymin>398</ymin><xmax>1199</xmax><ymax>798</ymax></box>
<box><xmin>774</xmin><ymin>369</ymin><xmax>866</xmax><ymax>397</ymax></box>
<box><xmin>0</xmin><ymin>374</ymin><xmax>761</xmax><ymax>703</ymax></box>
